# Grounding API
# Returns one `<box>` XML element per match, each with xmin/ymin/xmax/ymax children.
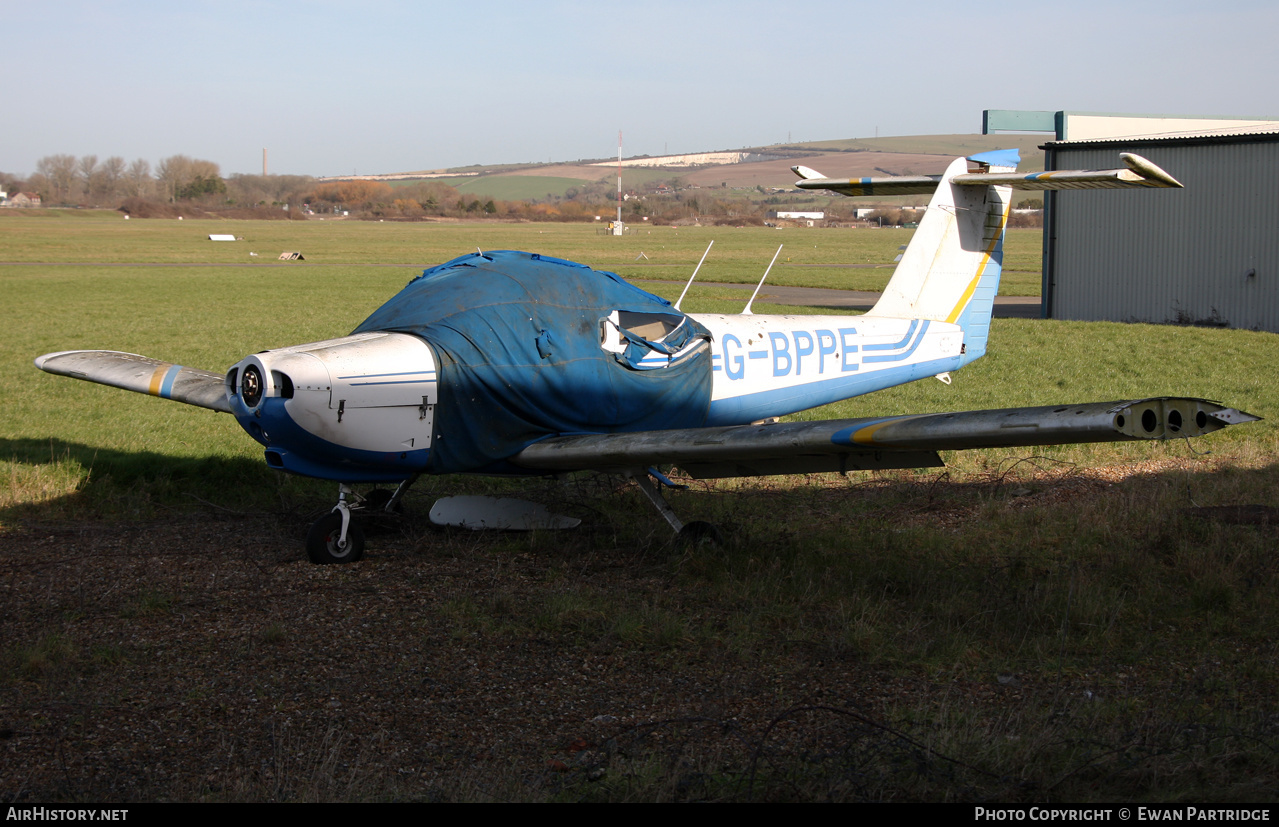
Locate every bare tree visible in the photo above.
<box><xmin>78</xmin><ymin>155</ymin><xmax>108</xmax><ymax>203</ymax></box>
<box><xmin>156</xmin><ymin>155</ymin><xmax>223</xmax><ymax>202</ymax></box>
<box><xmin>77</xmin><ymin>155</ymin><xmax>98</xmax><ymax>182</ymax></box>
<box><xmin>190</xmin><ymin>158</ymin><xmax>220</xmax><ymax>180</ymax></box>
<box><xmin>0</xmin><ymin>171</ymin><xmax>24</xmax><ymax>196</ymax></box>
<box><xmin>101</xmin><ymin>156</ymin><xmax>126</xmax><ymax>201</ymax></box>
<box><xmin>156</xmin><ymin>154</ymin><xmax>193</xmax><ymax>202</ymax></box>
<box><xmin>126</xmin><ymin>158</ymin><xmax>152</xmax><ymax>198</ymax></box>
<box><xmin>36</xmin><ymin>154</ymin><xmax>77</xmax><ymax>202</ymax></box>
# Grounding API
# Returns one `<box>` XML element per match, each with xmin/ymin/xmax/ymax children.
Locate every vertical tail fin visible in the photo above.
<box><xmin>865</xmin><ymin>150</ymin><xmax>1016</xmax><ymax>365</ymax></box>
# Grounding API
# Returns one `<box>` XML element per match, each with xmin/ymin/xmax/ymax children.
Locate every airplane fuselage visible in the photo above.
<box><xmin>694</xmin><ymin>313</ymin><xmax>965</xmax><ymax>425</ymax></box>
<box><xmin>34</xmin><ymin>151</ymin><xmax>1234</xmax><ymax>562</ymax></box>
<box><xmin>227</xmin><ymin>308</ymin><xmax>968</xmax><ymax>483</ymax></box>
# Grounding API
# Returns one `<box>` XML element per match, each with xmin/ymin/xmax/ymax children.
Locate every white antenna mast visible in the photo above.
<box><xmin>674</xmin><ymin>241</ymin><xmax>714</xmax><ymax>311</ymax></box>
<box><xmin>743</xmin><ymin>244</ymin><xmax>783</xmax><ymax>315</ymax></box>
<box><xmin>613</xmin><ymin>130</ymin><xmax>624</xmax><ymax>236</ymax></box>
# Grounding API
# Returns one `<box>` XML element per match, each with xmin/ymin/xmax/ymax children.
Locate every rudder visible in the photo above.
<box><xmin>865</xmin><ymin>150</ymin><xmax>1017</xmax><ymax>365</ymax></box>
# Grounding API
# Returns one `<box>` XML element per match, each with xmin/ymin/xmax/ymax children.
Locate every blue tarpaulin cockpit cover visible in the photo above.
<box><xmin>352</xmin><ymin>251</ymin><xmax>713</xmax><ymax>474</ymax></box>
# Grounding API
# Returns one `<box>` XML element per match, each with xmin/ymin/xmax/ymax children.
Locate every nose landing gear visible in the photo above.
<box><xmin>306</xmin><ymin>484</ymin><xmax>365</xmax><ymax>564</ymax></box>
<box><xmin>304</xmin><ymin>476</ymin><xmax>418</xmax><ymax>564</ymax></box>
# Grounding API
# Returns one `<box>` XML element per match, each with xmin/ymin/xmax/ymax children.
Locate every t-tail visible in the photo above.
<box><xmin>864</xmin><ymin>149</ymin><xmax>1018</xmax><ymax>364</ymax></box>
<box><xmin>794</xmin><ymin>148</ymin><xmax>1183</xmax><ymax>365</ymax></box>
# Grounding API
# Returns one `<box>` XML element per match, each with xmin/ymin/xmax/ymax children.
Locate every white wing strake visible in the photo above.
<box><xmin>35</xmin><ymin>350</ymin><xmax>231</xmax><ymax>413</ymax></box>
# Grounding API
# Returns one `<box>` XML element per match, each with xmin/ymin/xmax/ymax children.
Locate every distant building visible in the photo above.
<box><xmin>768</xmin><ymin>210</ymin><xmax>824</xmax><ymax>220</ymax></box>
<box><xmin>986</xmin><ymin>109</ymin><xmax>1279</xmax><ymax>332</ymax></box>
<box><xmin>1044</xmin><ymin>128</ymin><xmax>1279</xmax><ymax>332</ymax></box>
<box><xmin>2</xmin><ymin>192</ymin><xmax>41</xmax><ymax>208</ymax></box>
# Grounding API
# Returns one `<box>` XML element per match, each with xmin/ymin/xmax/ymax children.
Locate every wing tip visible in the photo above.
<box><xmin>791</xmin><ymin>165</ymin><xmax>827</xmax><ymax>181</ymax></box>
<box><xmin>1120</xmin><ymin>153</ymin><xmax>1184</xmax><ymax>188</ymax></box>
<box><xmin>36</xmin><ymin>350</ymin><xmax>151</xmax><ymax>373</ymax></box>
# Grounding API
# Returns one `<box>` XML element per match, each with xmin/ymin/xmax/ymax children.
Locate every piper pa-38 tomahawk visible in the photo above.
<box><xmin>36</xmin><ymin>149</ymin><xmax>1258</xmax><ymax>563</ymax></box>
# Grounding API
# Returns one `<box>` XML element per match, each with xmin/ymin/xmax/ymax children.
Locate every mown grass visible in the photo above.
<box><xmin>2</xmin><ymin>214</ymin><xmax>1277</xmax><ymax>801</ymax></box>
<box><xmin>1</xmin><ymin>215</ymin><xmax>1271</xmax><ymax>519</ymax></box>
<box><xmin>0</xmin><ymin>210</ymin><xmax>1044</xmax><ymax>293</ymax></box>
<box><xmin>452</xmin><ymin>175</ymin><xmax>600</xmax><ymax>200</ymax></box>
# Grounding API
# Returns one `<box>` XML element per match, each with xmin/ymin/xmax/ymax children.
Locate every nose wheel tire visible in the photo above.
<box><xmin>306</xmin><ymin>512</ymin><xmax>366</xmax><ymax>564</ymax></box>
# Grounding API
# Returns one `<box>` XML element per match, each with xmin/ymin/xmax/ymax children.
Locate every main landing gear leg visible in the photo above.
<box><xmin>628</xmin><ymin>469</ymin><xmax>723</xmax><ymax>548</ymax></box>
<box><xmin>384</xmin><ymin>474</ymin><xmax>419</xmax><ymax>513</ymax></box>
<box><xmin>306</xmin><ymin>483</ymin><xmax>366</xmax><ymax>565</ymax></box>
<box><xmin>362</xmin><ymin>474</ymin><xmax>418</xmax><ymax>514</ymax></box>
<box><xmin>630</xmin><ymin>470</ymin><xmax>684</xmax><ymax>533</ymax></box>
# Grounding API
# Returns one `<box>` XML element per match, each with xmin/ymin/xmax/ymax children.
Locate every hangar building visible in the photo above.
<box><xmin>986</xmin><ymin>111</ymin><xmax>1279</xmax><ymax>332</ymax></box>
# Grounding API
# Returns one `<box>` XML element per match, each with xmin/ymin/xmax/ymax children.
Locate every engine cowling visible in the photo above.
<box><xmin>226</xmin><ymin>332</ymin><xmax>438</xmax><ymax>480</ymax></box>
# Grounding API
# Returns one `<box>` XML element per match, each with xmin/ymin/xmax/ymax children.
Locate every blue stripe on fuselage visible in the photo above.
<box><xmin>862</xmin><ymin>320</ymin><xmax>918</xmax><ymax>352</ymax></box>
<box><xmin>863</xmin><ymin>320</ymin><xmax>929</xmax><ymax>363</ymax></box>
<box><xmin>347</xmin><ymin>378</ymin><xmax>436</xmax><ymax>387</ymax></box>
<box><xmin>336</xmin><ymin>370</ymin><xmax>435</xmax><ymax>380</ymax></box>
<box><xmin>705</xmin><ymin>354</ymin><xmax>961</xmax><ymax>425</ymax></box>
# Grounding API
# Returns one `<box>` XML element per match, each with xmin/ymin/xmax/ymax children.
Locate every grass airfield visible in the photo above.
<box><xmin>2</xmin><ymin>212</ymin><xmax>1278</xmax><ymax>802</ymax></box>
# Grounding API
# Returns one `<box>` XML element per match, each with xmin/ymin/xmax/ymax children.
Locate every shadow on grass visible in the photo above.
<box><xmin>0</xmin><ymin>436</ymin><xmax>327</xmax><ymax>525</ymax></box>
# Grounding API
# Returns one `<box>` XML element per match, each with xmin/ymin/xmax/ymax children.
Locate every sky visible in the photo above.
<box><xmin>5</xmin><ymin>0</ymin><xmax>1278</xmax><ymax>178</ymax></box>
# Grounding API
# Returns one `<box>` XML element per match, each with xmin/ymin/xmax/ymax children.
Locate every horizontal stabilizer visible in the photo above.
<box><xmin>794</xmin><ymin>174</ymin><xmax>943</xmax><ymax>196</ymax></box>
<box><xmin>796</xmin><ymin>153</ymin><xmax>1181</xmax><ymax>195</ymax></box>
<box><xmin>35</xmin><ymin>350</ymin><xmax>231</xmax><ymax>413</ymax></box>
<box><xmin>952</xmin><ymin>153</ymin><xmax>1182</xmax><ymax>190</ymax></box>
<box><xmin>515</xmin><ymin>398</ymin><xmax>1257</xmax><ymax>479</ymax></box>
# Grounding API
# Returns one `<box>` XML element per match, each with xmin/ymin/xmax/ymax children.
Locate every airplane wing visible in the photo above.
<box><xmin>795</xmin><ymin>153</ymin><xmax>1182</xmax><ymax>195</ymax></box>
<box><xmin>34</xmin><ymin>350</ymin><xmax>231</xmax><ymax>413</ymax></box>
<box><xmin>513</xmin><ymin>398</ymin><xmax>1257</xmax><ymax>479</ymax></box>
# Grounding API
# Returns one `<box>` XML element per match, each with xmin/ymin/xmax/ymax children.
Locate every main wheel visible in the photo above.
<box><xmin>676</xmin><ymin>520</ymin><xmax>723</xmax><ymax>549</ymax></box>
<box><xmin>306</xmin><ymin>512</ymin><xmax>366</xmax><ymax>564</ymax></box>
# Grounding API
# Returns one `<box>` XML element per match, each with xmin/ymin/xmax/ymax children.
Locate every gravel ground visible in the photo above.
<box><xmin>2</xmin><ymin>460</ymin><xmax>1274</xmax><ymax>801</ymax></box>
<box><xmin>0</xmin><ymin>506</ymin><xmax>923</xmax><ymax>801</ymax></box>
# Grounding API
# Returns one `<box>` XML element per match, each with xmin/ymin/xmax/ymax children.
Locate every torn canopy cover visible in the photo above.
<box><xmin>352</xmin><ymin>251</ymin><xmax>713</xmax><ymax>473</ymax></box>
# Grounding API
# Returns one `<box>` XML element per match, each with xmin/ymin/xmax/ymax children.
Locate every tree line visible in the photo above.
<box><xmin>2</xmin><ymin>154</ymin><xmax>319</xmax><ymax>211</ymax></box>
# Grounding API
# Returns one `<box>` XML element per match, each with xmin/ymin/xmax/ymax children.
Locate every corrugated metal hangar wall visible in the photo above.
<box><xmin>1043</xmin><ymin>133</ymin><xmax>1279</xmax><ymax>333</ymax></box>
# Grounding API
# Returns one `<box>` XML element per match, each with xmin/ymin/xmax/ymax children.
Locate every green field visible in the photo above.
<box><xmin>451</xmin><ymin>175</ymin><xmax>600</xmax><ymax>200</ymax></box>
<box><xmin>3</xmin><ymin>213</ymin><xmax>1277</xmax><ymax>801</ymax></box>
<box><xmin>0</xmin><ymin>210</ymin><xmax>1045</xmax><ymax>292</ymax></box>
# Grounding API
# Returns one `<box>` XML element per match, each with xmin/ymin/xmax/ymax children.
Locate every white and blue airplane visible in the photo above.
<box><xmin>35</xmin><ymin>150</ymin><xmax>1257</xmax><ymax>563</ymax></box>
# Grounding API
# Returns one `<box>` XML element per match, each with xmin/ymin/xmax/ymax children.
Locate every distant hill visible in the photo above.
<box><xmin>765</xmin><ymin>134</ymin><xmax>1047</xmax><ymax>163</ymax></box>
<box><xmin>361</xmin><ymin>134</ymin><xmax>1050</xmax><ymax>201</ymax></box>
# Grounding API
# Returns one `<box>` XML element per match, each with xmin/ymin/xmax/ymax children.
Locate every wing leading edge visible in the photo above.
<box><xmin>35</xmin><ymin>350</ymin><xmax>231</xmax><ymax>413</ymax></box>
<box><xmin>514</xmin><ymin>398</ymin><xmax>1258</xmax><ymax>479</ymax></box>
